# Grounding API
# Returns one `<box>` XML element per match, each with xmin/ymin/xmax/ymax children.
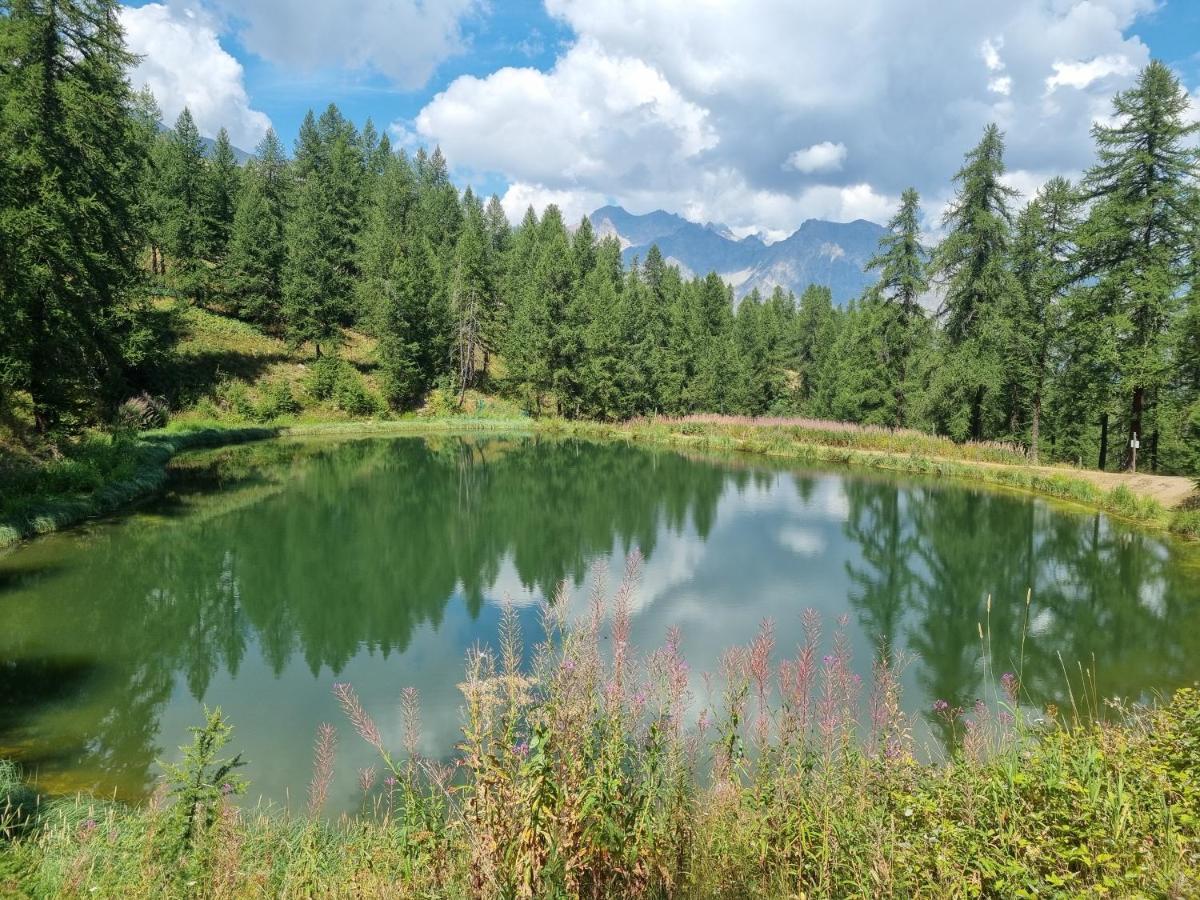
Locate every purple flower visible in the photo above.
<box><xmin>514</xmin><ymin>741</ymin><xmax>530</xmax><ymax>758</ymax></box>
<box><xmin>383</xmin><ymin>776</ymin><xmax>397</xmax><ymax>788</ymax></box>
<box><xmin>933</xmin><ymin>699</ymin><xmax>950</xmax><ymax>714</ymax></box>
<box><xmin>561</xmin><ymin>658</ymin><xmax>576</xmax><ymax>673</ymax></box>
<box><xmin>220</xmin><ymin>782</ymin><xmax>234</xmax><ymax>796</ymax></box>
<box><xmin>822</xmin><ymin>655</ymin><xmax>835</xmax><ymax>666</ymax></box>
<box><xmin>632</xmin><ymin>690</ymin><xmax>647</xmax><ymax>706</ymax></box>
<box><xmin>1000</xmin><ymin>672</ymin><xmax>1019</xmax><ymax>701</ymax></box>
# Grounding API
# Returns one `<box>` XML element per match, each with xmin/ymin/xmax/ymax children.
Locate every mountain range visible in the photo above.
<box><xmin>590</xmin><ymin>205</ymin><xmax>887</xmax><ymax>305</ymax></box>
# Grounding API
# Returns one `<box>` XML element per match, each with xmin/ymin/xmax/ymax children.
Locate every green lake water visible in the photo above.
<box><xmin>2</xmin><ymin>434</ymin><xmax>1198</xmax><ymax>812</ymax></box>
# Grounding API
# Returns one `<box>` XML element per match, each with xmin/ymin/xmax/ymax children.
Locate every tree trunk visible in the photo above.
<box><xmin>1030</xmin><ymin>392</ymin><xmax>1041</xmax><ymax>464</ymax></box>
<box><xmin>1125</xmin><ymin>386</ymin><xmax>1144</xmax><ymax>471</ymax></box>
<box><xmin>970</xmin><ymin>386</ymin><xmax>984</xmax><ymax>442</ymax></box>
<box><xmin>1098</xmin><ymin>414</ymin><xmax>1109</xmax><ymax>471</ymax></box>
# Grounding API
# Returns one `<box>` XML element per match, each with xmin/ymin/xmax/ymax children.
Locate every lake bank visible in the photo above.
<box><xmin>551</xmin><ymin>416</ymin><xmax>1200</xmax><ymax>539</ymax></box>
<box><xmin>3</xmin><ymin>413</ymin><xmax>1198</xmax><ymax>551</ymax></box>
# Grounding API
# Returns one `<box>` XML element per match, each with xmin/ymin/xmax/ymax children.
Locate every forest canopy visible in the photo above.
<box><xmin>1</xmin><ymin>1</ymin><xmax>1198</xmax><ymax>474</ymax></box>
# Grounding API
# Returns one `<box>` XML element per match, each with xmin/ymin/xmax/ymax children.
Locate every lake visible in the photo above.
<box><xmin>2</xmin><ymin>434</ymin><xmax>1198</xmax><ymax>813</ymax></box>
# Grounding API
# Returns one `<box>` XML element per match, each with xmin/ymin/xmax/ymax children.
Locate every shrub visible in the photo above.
<box><xmin>114</xmin><ymin>393</ymin><xmax>170</xmax><ymax>432</ymax></box>
<box><xmin>253</xmin><ymin>381</ymin><xmax>301</xmax><ymax>422</ymax></box>
<box><xmin>302</xmin><ymin>356</ymin><xmax>344</xmax><ymax>403</ymax></box>
<box><xmin>331</xmin><ymin>372</ymin><xmax>381</xmax><ymax>416</ymax></box>
<box><xmin>210</xmin><ymin>376</ymin><xmax>256</xmax><ymax>420</ymax></box>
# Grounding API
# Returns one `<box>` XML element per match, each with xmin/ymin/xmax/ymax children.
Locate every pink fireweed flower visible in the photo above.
<box><xmin>1001</xmin><ymin>672</ymin><xmax>1019</xmax><ymax>703</ymax></box>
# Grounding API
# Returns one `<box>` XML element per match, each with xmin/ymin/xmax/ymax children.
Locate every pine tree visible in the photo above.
<box><xmin>378</xmin><ymin>238</ymin><xmax>441</xmax><ymax>408</ymax></box>
<box><xmin>283</xmin><ymin>175</ymin><xmax>344</xmax><ymax>356</ymax></box>
<box><xmin>0</xmin><ymin>0</ymin><xmax>150</xmax><ymax>430</ymax></box>
<box><xmin>1009</xmin><ymin>178</ymin><xmax>1079</xmax><ymax>461</ymax></box>
<box><xmin>793</xmin><ymin>285</ymin><xmax>840</xmax><ymax>414</ymax></box>
<box><xmin>928</xmin><ymin>123</ymin><xmax>1018</xmax><ymax>440</ymax></box>
<box><xmin>450</xmin><ymin>191</ymin><xmax>492</xmax><ymax>401</ymax></box>
<box><xmin>160</xmin><ymin>108</ymin><xmax>209</xmax><ymax>300</ymax></box>
<box><xmin>1077</xmin><ymin>61</ymin><xmax>1199</xmax><ymax>468</ymax></box>
<box><xmin>204</xmin><ymin>127</ymin><xmax>241</xmax><ymax>264</ymax></box>
<box><xmin>865</xmin><ymin>188</ymin><xmax>931</xmax><ymax>425</ymax></box>
<box><xmin>225</xmin><ymin>129</ymin><xmax>288</xmax><ymax>327</ymax></box>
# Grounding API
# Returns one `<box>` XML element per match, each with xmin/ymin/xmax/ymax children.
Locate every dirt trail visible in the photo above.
<box><xmin>973</xmin><ymin>459</ymin><xmax>1196</xmax><ymax>508</ymax></box>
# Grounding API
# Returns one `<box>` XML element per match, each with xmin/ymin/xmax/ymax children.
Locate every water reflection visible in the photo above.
<box><xmin>1</xmin><ymin>435</ymin><xmax>1197</xmax><ymax>809</ymax></box>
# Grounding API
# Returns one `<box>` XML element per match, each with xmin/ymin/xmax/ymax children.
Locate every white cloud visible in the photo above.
<box><xmin>413</xmin><ymin>0</ymin><xmax>1160</xmax><ymax>234</ymax></box>
<box><xmin>981</xmin><ymin>37</ymin><xmax>1005</xmax><ymax>72</ymax></box>
<box><xmin>1045</xmin><ymin>54</ymin><xmax>1137</xmax><ymax>92</ymax></box>
<box><xmin>784</xmin><ymin>141</ymin><xmax>847</xmax><ymax>174</ymax></box>
<box><xmin>205</xmin><ymin>0</ymin><xmax>481</xmax><ymax>89</ymax></box>
<box><xmin>500</xmin><ymin>182</ymin><xmax>609</xmax><ymax>225</ymax></box>
<box><xmin>121</xmin><ymin>3</ymin><xmax>270</xmax><ymax>148</ymax></box>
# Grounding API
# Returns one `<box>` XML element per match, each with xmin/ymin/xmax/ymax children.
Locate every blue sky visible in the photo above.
<box><xmin>120</xmin><ymin>0</ymin><xmax>1200</xmax><ymax>235</ymax></box>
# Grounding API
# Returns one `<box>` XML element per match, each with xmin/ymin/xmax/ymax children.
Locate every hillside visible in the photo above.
<box><xmin>592</xmin><ymin>205</ymin><xmax>887</xmax><ymax>304</ymax></box>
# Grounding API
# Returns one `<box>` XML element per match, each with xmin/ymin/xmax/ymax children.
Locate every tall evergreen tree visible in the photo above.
<box><xmin>0</xmin><ymin>0</ymin><xmax>150</xmax><ymax>430</ymax></box>
<box><xmin>225</xmin><ymin>129</ymin><xmax>288</xmax><ymax>327</ymax></box>
<box><xmin>1076</xmin><ymin>60</ymin><xmax>1199</xmax><ymax>467</ymax></box>
<box><xmin>204</xmin><ymin>127</ymin><xmax>241</xmax><ymax>264</ymax></box>
<box><xmin>1009</xmin><ymin>178</ymin><xmax>1080</xmax><ymax>461</ymax></box>
<box><xmin>160</xmin><ymin>108</ymin><xmax>209</xmax><ymax>300</ymax></box>
<box><xmin>865</xmin><ymin>188</ymin><xmax>930</xmax><ymax>425</ymax></box>
<box><xmin>282</xmin><ymin>175</ymin><xmax>344</xmax><ymax>356</ymax></box>
<box><xmin>450</xmin><ymin>191</ymin><xmax>492</xmax><ymax>401</ymax></box>
<box><xmin>928</xmin><ymin>123</ymin><xmax>1019</xmax><ymax>440</ymax></box>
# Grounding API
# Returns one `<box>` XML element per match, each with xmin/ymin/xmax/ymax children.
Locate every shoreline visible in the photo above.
<box><xmin>1</xmin><ymin>415</ymin><xmax>1196</xmax><ymax>551</ymax></box>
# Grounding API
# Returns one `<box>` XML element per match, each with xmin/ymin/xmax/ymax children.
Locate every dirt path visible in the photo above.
<box><xmin>1022</xmin><ymin>465</ymin><xmax>1196</xmax><ymax>508</ymax></box>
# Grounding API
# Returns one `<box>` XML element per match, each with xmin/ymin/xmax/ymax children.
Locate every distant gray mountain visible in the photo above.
<box><xmin>158</xmin><ymin>123</ymin><xmax>254</xmax><ymax>164</ymax></box>
<box><xmin>199</xmin><ymin>135</ymin><xmax>253</xmax><ymax>165</ymax></box>
<box><xmin>591</xmin><ymin>205</ymin><xmax>886</xmax><ymax>305</ymax></box>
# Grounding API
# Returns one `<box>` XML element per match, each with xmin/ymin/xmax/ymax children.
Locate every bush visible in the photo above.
<box><xmin>114</xmin><ymin>393</ymin><xmax>170</xmax><ymax>431</ymax></box>
<box><xmin>302</xmin><ymin>356</ymin><xmax>344</xmax><ymax>403</ymax></box>
<box><xmin>302</xmin><ymin>356</ymin><xmax>381</xmax><ymax>416</ymax></box>
<box><xmin>210</xmin><ymin>376</ymin><xmax>256</xmax><ymax>420</ymax></box>
<box><xmin>253</xmin><ymin>381</ymin><xmax>301</xmax><ymax>422</ymax></box>
<box><xmin>331</xmin><ymin>373</ymin><xmax>381</xmax><ymax>416</ymax></box>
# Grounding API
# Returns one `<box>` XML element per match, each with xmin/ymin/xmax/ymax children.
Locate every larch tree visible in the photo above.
<box><xmin>928</xmin><ymin>123</ymin><xmax>1019</xmax><ymax>440</ymax></box>
<box><xmin>1076</xmin><ymin>60</ymin><xmax>1199</xmax><ymax>469</ymax></box>
<box><xmin>225</xmin><ymin>129</ymin><xmax>289</xmax><ymax>328</ymax></box>
<box><xmin>0</xmin><ymin>0</ymin><xmax>150</xmax><ymax>430</ymax></box>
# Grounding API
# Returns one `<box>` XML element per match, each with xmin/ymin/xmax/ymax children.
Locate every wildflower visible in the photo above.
<box><xmin>383</xmin><ymin>776</ymin><xmax>397</xmax><ymax>789</ymax></box>
<box><xmin>933</xmin><ymin>699</ymin><xmax>950</xmax><ymax>714</ymax></box>
<box><xmin>1001</xmin><ymin>672</ymin><xmax>1019</xmax><ymax>702</ymax></box>
<box><xmin>698</xmin><ymin>710</ymin><xmax>710</xmax><ymax>730</ymax></box>
<box><xmin>220</xmin><ymin>783</ymin><xmax>233</xmax><ymax>796</ymax></box>
<box><xmin>514</xmin><ymin>741</ymin><xmax>530</xmax><ymax>758</ymax></box>
<box><xmin>632</xmin><ymin>689</ymin><xmax>647</xmax><ymax>706</ymax></box>
<box><xmin>561</xmin><ymin>658</ymin><xmax>576</xmax><ymax>674</ymax></box>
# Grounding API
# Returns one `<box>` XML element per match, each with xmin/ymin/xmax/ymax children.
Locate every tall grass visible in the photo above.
<box><xmin>558</xmin><ymin>416</ymin><xmax>1200</xmax><ymax>539</ymax></box>
<box><xmin>4</xmin><ymin>559</ymin><xmax>1198</xmax><ymax>898</ymax></box>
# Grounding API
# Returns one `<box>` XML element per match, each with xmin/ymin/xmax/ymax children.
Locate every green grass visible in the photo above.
<box><xmin>2</xmin><ymin>574</ymin><xmax>1198</xmax><ymax>898</ymax></box>
<box><xmin>552</xmin><ymin>417</ymin><xmax>1200</xmax><ymax>540</ymax></box>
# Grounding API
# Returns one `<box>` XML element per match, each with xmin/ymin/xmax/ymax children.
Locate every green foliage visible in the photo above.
<box><xmin>158</xmin><ymin>707</ymin><xmax>246</xmax><ymax>878</ymax></box>
<box><xmin>0</xmin><ymin>0</ymin><xmax>152</xmax><ymax>432</ymax></box>
<box><xmin>6</xmin><ymin>599</ymin><xmax>1200</xmax><ymax>897</ymax></box>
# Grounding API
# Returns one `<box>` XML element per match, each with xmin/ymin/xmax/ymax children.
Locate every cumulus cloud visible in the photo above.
<box><xmin>784</xmin><ymin>141</ymin><xmax>847</xmax><ymax>174</ymax></box>
<box><xmin>205</xmin><ymin>0</ymin><xmax>481</xmax><ymax>89</ymax></box>
<box><xmin>1045</xmin><ymin>54</ymin><xmax>1138</xmax><ymax>92</ymax></box>
<box><xmin>413</xmin><ymin>0</ymin><xmax>1163</xmax><ymax>233</ymax></box>
<box><xmin>121</xmin><ymin>3</ymin><xmax>270</xmax><ymax>148</ymax></box>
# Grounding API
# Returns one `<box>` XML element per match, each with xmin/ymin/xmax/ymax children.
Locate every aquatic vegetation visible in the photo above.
<box><xmin>4</xmin><ymin>560</ymin><xmax>1198</xmax><ymax>898</ymax></box>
